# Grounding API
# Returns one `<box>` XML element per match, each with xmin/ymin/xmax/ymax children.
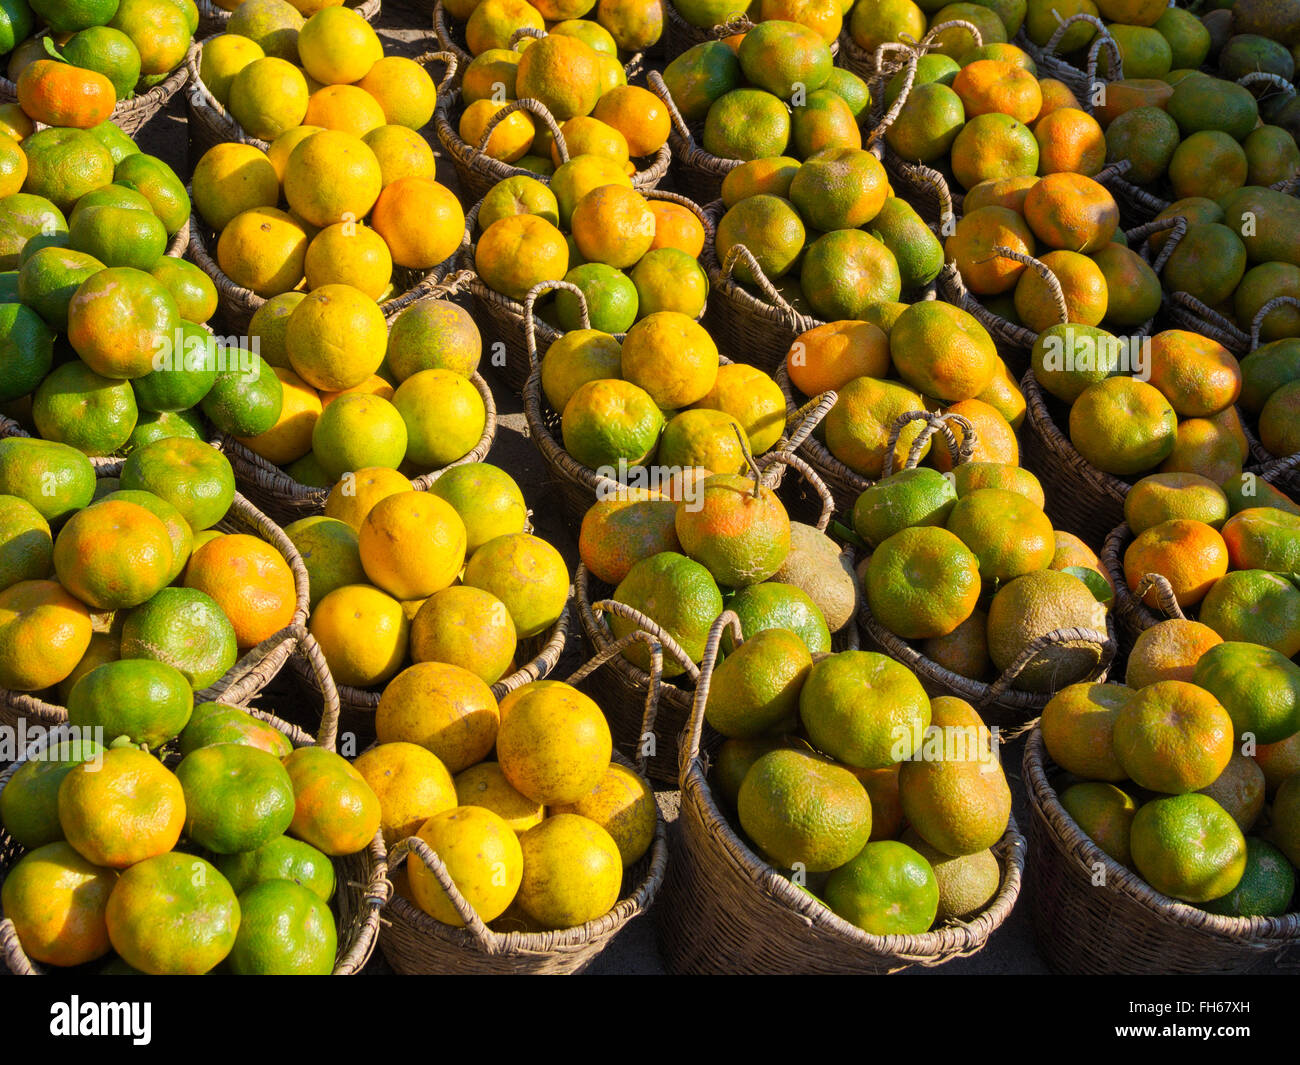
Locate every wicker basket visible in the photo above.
<box><xmin>433</xmin><ymin>57</ymin><xmax>669</xmax><ymax>204</ymax></box>
<box><xmin>432</xmin><ymin>1</ymin><xmax>649</xmax><ymax>83</ymax></box>
<box><xmin>0</xmin><ymin>38</ymin><xmax>198</xmax><ymax>138</ymax></box>
<box><xmin>656</xmin><ymin>610</ymin><xmax>1026</xmax><ymax>974</ymax></box>
<box><xmin>1014</xmin><ymin>15</ymin><xmax>1120</xmax><ymax>102</ymax></box>
<box><xmin>195</xmin><ymin>0</ymin><xmax>380</xmax><ymax>37</ymax></box>
<box><xmin>662</xmin><ymin>5</ymin><xmax>748</xmax><ymax>62</ymax></box>
<box><xmin>0</xmin><ymin>628</ymin><xmax>390</xmax><ymax>975</ymax></box>
<box><xmin>646</xmin><ymin>68</ymin><xmax>743</xmax><ymax>206</ymax></box>
<box><xmin>377</xmin><ymin>634</ymin><xmax>669</xmax><ymax>975</ymax></box>
<box><xmin>220</xmin><ymin>280</ymin><xmax>493</xmax><ymax>524</ymax></box>
<box><xmin>1024</xmin><ymin>728</ymin><xmax>1300</xmax><ymax>974</ymax></box>
<box><xmin>0</xmin><ymin>489</ymin><xmax>311</xmax><ymax>736</ymax></box>
<box><xmin>572</xmin><ymin>452</ymin><xmax>838</xmax><ymax>783</ymax></box>
<box><xmin>185</xmin><ymin>44</ymin><xmax>451</xmax><ymax>161</ymax></box>
<box><xmin>463</xmin><ymin>189</ymin><xmax>712</xmax><ymax>391</ymax></box>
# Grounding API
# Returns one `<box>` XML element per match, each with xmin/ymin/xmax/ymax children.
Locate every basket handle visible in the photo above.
<box><xmin>920</xmin><ymin>18</ymin><xmax>983</xmax><ymax>52</ymax></box>
<box><xmin>682</xmin><ymin>610</ymin><xmax>745</xmax><ymax>768</ymax></box>
<box><xmin>783</xmin><ymin>388</ymin><xmax>837</xmax><ymax>451</ymax></box>
<box><xmin>717</xmin><ymin>242</ymin><xmax>815</xmax><ymax>332</ymax></box>
<box><xmin>896</xmin><ymin>160</ymin><xmax>954</xmax><ymax>232</ymax></box>
<box><xmin>869</xmin><ymin>47</ymin><xmax>920</xmax><ymax>144</ymax></box>
<box><xmin>414</xmin><ymin>50</ymin><xmax>459</xmax><ymax>96</ymax></box>
<box><xmin>1083</xmin><ymin>22</ymin><xmax>1123</xmax><ymax>86</ymax></box>
<box><xmin>1238</xmin><ymin>71</ymin><xmax>1295</xmax><ymax>97</ymax></box>
<box><xmin>1134</xmin><ymin>573</ymin><xmax>1185</xmax><ymax>621</ymax></box>
<box><xmin>881</xmin><ymin>409</ymin><xmax>978</xmax><ymax>478</ymax></box>
<box><xmin>646</xmin><ymin>69</ymin><xmax>695</xmax><ymax>146</ymax></box>
<box><xmin>591</xmin><ymin>599</ymin><xmax>702</xmax><ymax>683</ymax></box>
<box><xmin>990</xmin><ymin>245</ymin><xmax>1069</xmax><ymax>327</ymax></box>
<box><xmin>871</xmin><ymin>39</ymin><xmax>916</xmax><ymax>75</ymax></box>
<box><xmin>298</xmin><ymin>626</ymin><xmax>343</xmax><ymax>753</ymax></box>
<box><xmin>523</xmin><ymin>279</ymin><xmax>590</xmax><ymax>368</ymax></box>
<box><xmin>977</xmin><ymin>624</ymin><xmax>1115</xmax><ymax>711</ymax></box>
<box><xmin>1170</xmin><ymin>290</ymin><xmax>1250</xmax><ymax>348</ymax></box>
<box><xmin>1044</xmin><ymin>12</ymin><xmax>1114</xmax><ymax>66</ymax></box>
<box><xmin>1252</xmin><ymin>296</ymin><xmax>1300</xmax><ymax>352</ymax></box>
<box><xmin>383</xmin><ymin>266</ymin><xmax>477</xmax><ymax>319</ymax></box>
<box><xmin>386</xmin><ymin>836</ymin><xmax>499</xmax><ymax>947</ymax></box>
<box><xmin>1124</xmin><ymin>214</ymin><xmax>1186</xmax><ymax>276</ymax></box>
<box><xmin>565</xmin><ymin>626</ymin><xmax>682</xmax><ymax>776</ymax></box>
<box><xmin>756</xmin><ymin>449</ymin><xmax>836</xmax><ymax>532</ymax></box>
<box><xmin>470</xmin><ymin>96</ymin><xmax>569</xmax><ymax>164</ymax></box>
<box><xmin>508</xmin><ymin>26</ymin><xmax>546</xmax><ymax>48</ymax></box>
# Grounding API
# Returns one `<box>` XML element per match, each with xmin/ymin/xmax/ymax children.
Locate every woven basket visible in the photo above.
<box><xmin>195</xmin><ymin>0</ymin><xmax>380</xmax><ymax>36</ymax></box>
<box><xmin>0</xmin><ymin>629</ymin><xmax>390</xmax><ymax>975</ymax></box>
<box><xmin>1014</xmin><ymin>15</ymin><xmax>1120</xmax><ymax>101</ymax></box>
<box><xmin>432</xmin><ymin>49</ymin><xmax>668</xmax><ymax>203</ymax></box>
<box><xmin>1024</xmin><ymin>728</ymin><xmax>1300</xmax><ymax>974</ymax></box>
<box><xmin>377</xmin><ymin>633</ymin><xmax>670</xmax><ymax>975</ymax></box>
<box><xmin>1099</xmin><ymin>524</ymin><xmax>1185</xmax><ymax>644</ymax></box>
<box><xmin>185</xmin><ymin>44</ymin><xmax>450</xmax><ymax>162</ymax></box>
<box><xmin>288</xmin><ymin>599</ymin><xmax>572</xmax><ymax>751</ymax></box>
<box><xmin>432</xmin><ymin>1</ymin><xmax>649</xmax><ymax>84</ymax></box>
<box><xmin>0</xmin><ymin>488</ymin><xmax>311</xmax><ymax>736</ymax></box>
<box><xmin>0</xmin><ymin>38</ymin><xmax>198</xmax><ymax>138</ymax></box>
<box><xmin>462</xmin><ymin>189</ymin><xmax>712</xmax><ymax>391</ymax></box>
<box><xmin>572</xmin><ymin>452</ymin><xmax>838</xmax><ymax>784</ymax></box>
<box><xmin>656</xmin><ymin>609</ymin><xmax>1026</xmax><ymax>974</ymax></box>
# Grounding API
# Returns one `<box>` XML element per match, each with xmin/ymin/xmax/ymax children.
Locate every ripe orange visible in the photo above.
<box><xmin>358</xmin><ymin>491</ymin><xmax>466</xmax><ymax>602</ymax></box>
<box><xmin>183</xmin><ymin>533</ymin><xmax>299</xmax><ymax>649</ymax></box>
<box><xmin>375</xmin><ymin>661</ymin><xmax>500</xmax><ymax>774</ymax></box>
<box><xmin>1123</xmin><ymin>519</ymin><xmax>1229</xmax><ymax>609</ymax></box>
<box><xmin>1112</xmin><ymin>680</ymin><xmax>1235</xmax><ymax>794</ymax></box>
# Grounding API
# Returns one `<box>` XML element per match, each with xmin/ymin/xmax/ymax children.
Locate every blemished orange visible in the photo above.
<box><xmin>183</xmin><ymin>533</ymin><xmax>299</xmax><ymax>649</ymax></box>
<box><xmin>1145</xmin><ymin>330</ymin><xmax>1242</xmax><ymax>418</ymax></box>
<box><xmin>358</xmin><ymin>490</ymin><xmax>467</xmax><ymax>601</ymax></box>
<box><xmin>375</xmin><ymin>661</ymin><xmax>500</xmax><ymax>774</ymax></box>
<box><xmin>1022</xmin><ymin>171</ymin><xmax>1119</xmax><ymax>252</ymax></box>
<box><xmin>951</xmin><ymin>60</ymin><xmax>1042</xmax><ymax>124</ymax></box>
<box><xmin>592</xmin><ymin>84</ymin><xmax>671</xmax><ymax>157</ymax></box>
<box><xmin>323</xmin><ymin>466</ymin><xmax>412</xmax><ymax>529</ymax></box>
<box><xmin>1123</xmin><ymin>518</ymin><xmax>1229</xmax><ymax>609</ymax></box>
<box><xmin>1112</xmin><ymin>680</ymin><xmax>1235</xmax><ymax>794</ymax></box>
<box><xmin>646</xmin><ymin>199</ymin><xmax>706</xmax><ymax>257</ymax></box>
<box><xmin>58</xmin><ymin>748</ymin><xmax>185</xmax><ymax>869</ymax></box>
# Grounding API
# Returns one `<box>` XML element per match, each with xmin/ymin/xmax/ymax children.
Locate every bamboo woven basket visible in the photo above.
<box><xmin>656</xmin><ymin>610</ymin><xmax>1026</xmax><ymax>974</ymax></box>
<box><xmin>184</xmin><ymin>44</ymin><xmax>449</xmax><ymax>162</ymax></box>
<box><xmin>572</xmin><ymin>452</ymin><xmax>839</xmax><ymax>784</ymax></box>
<box><xmin>377</xmin><ymin>630</ymin><xmax>669</xmax><ymax>975</ymax></box>
<box><xmin>196</xmin><ymin>0</ymin><xmax>379</xmax><ymax>35</ymax></box>
<box><xmin>462</xmin><ymin>189</ymin><xmax>712</xmax><ymax>392</ymax></box>
<box><xmin>0</xmin><ymin>38</ymin><xmax>198</xmax><ymax>137</ymax></box>
<box><xmin>663</xmin><ymin>6</ymin><xmax>820</xmax><ymax>63</ymax></box>
<box><xmin>433</xmin><ymin>0</ymin><xmax>649</xmax><ymax>83</ymax></box>
<box><xmin>1024</xmin><ymin>727</ymin><xmax>1300</xmax><ymax>974</ymax></box>
<box><xmin>0</xmin><ymin>488</ymin><xmax>311</xmax><ymax>738</ymax></box>
<box><xmin>645</xmin><ymin>68</ymin><xmax>744</xmax><ymax>206</ymax></box>
<box><xmin>287</xmin><ymin>599</ymin><xmax>572</xmax><ymax>751</ymax></box>
<box><xmin>1014</xmin><ymin>14</ymin><xmax>1120</xmax><ymax>101</ymax></box>
<box><xmin>432</xmin><ymin>38</ymin><xmax>668</xmax><ymax>203</ymax></box>
<box><xmin>0</xmin><ymin>629</ymin><xmax>390</xmax><ymax>976</ymax></box>
<box><xmin>221</xmin><ymin>276</ymin><xmax>493</xmax><ymax>525</ymax></box>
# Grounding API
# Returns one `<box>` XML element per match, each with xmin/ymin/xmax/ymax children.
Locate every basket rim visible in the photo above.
<box><xmin>195</xmin><ymin>0</ymin><xmax>380</xmax><ymax>22</ymax></box>
<box><xmin>1023</xmin><ymin>727</ymin><xmax>1300</xmax><ymax>946</ymax></box>
<box><xmin>674</xmin><ymin>609</ymin><xmax>1027</xmax><ymax>966</ymax></box>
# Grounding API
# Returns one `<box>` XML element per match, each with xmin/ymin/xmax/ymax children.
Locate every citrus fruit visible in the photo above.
<box><xmin>1</xmin><ymin>842</ymin><xmax>116</xmax><ymax>967</ymax></box>
<box><xmin>408</xmin><ymin>805</ymin><xmax>522</xmax><ymax>925</ymax></box>
<box><xmin>1130</xmin><ymin>793</ymin><xmax>1246</xmax><ymax>902</ymax></box>
<box><xmin>1113</xmin><ymin>680</ymin><xmax>1235</xmax><ymax>794</ymax></box>
<box><xmin>58</xmin><ymin>747</ymin><xmax>184</xmax><ymax>869</ymax></box>
<box><xmin>351</xmin><ymin>741</ymin><xmax>457</xmax><ymax>849</ymax></box>
<box><xmin>309</xmin><ymin>583</ymin><xmax>408</xmax><ymax>688</ymax></box>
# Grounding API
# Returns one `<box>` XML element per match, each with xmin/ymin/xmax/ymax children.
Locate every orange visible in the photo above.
<box><xmin>227</xmin><ymin>57</ymin><xmax>310</xmax><ymax>141</ymax></box>
<box><xmin>303</xmin><ymin>222</ymin><xmax>392</xmax><ymax>300</ymax></box>
<box><xmin>1022</xmin><ymin>171</ymin><xmax>1119</xmax><ymax>252</ymax></box>
<box><xmin>1123</xmin><ymin>518</ymin><xmax>1228</xmax><ymax>609</ymax></box>
<box><xmin>620</xmin><ymin>311</ymin><xmax>719</xmax><ymax>409</ymax></box>
<box><xmin>58</xmin><ymin>747</ymin><xmax>185</xmax><ymax>869</ymax></box>
<box><xmin>1113</xmin><ymin>680</ymin><xmax>1235</xmax><ymax>794</ymax></box>
<box><xmin>1126</xmin><ymin>619</ymin><xmax>1224</xmax><ymax>688</ymax></box>
<box><xmin>952</xmin><ymin>463</ymin><xmax>1045</xmax><ymax>508</ymax></box>
<box><xmin>495</xmin><ymin>682</ymin><xmax>611</xmax><ymax>805</ymax></box>
<box><xmin>1</xmin><ymin>842</ymin><xmax>116</xmax><ymax>967</ymax></box>
<box><xmin>283</xmin><ymin>129</ymin><xmax>382</xmax><ymax>230</ymax></box>
<box><xmin>786</xmin><ymin>319</ymin><xmax>890</xmax><ymax>396</ymax></box>
<box><xmin>363</xmin><ymin>124</ymin><xmax>437</xmax><ymax>187</ymax></box>
<box><xmin>1145</xmin><ymin>330</ymin><xmax>1242</xmax><ymax>418</ymax></box>
<box><xmin>1131</xmin><ymin>792</ymin><xmax>1247</xmax><ymax>903</ymax></box>
<box><xmin>1221</xmin><ymin>507</ymin><xmax>1300</xmax><ymax>574</ymax></box>
<box><xmin>1036</xmin><ymin>78</ymin><xmax>1081</xmax><ymax>118</ymax></box>
<box><xmin>303</xmin><ymin>84</ymin><xmax>387</xmax><ymax>137</ymax></box>
<box><xmin>192</xmin><ymin>142</ymin><xmax>280</xmax><ymax>233</ymax></box>
<box><xmin>409</xmin><ymin>585</ymin><xmax>517</xmax><ymax>684</ymax></box>
<box><xmin>322</xmin><ymin>465</ymin><xmax>411</xmax><ymax>529</ymax></box>
<box><xmin>52</xmin><ymin>499</ymin><xmax>173</xmax><ymax>611</ymax></box>
<box><xmin>1260</xmin><ymin>382</ymin><xmax>1300</xmax><ymax>459</ymax></box>
<box><xmin>592</xmin><ymin>84</ymin><xmax>670</xmax><ymax>158</ymax></box>
<box><xmin>571</xmin><ymin>184</ymin><xmax>656</xmax><ymax>269</ymax></box>
<box><xmin>375</xmin><ymin>660</ymin><xmax>499</xmax><ymax>774</ymax></box>
<box><xmin>355</xmin><ymin>55</ymin><xmax>437</xmax><ymax>130</ymax></box>
<box><xmin>265</xmin><ymin>125</ymin><xmax>323</xmax><ymax>184</ymax></box>
<box><xmin>551</xmin><ymin>762</ymin><xmax>655</xmax><ymax>867</ymax></box>
<box><xmin>283</xmin><ymin>745</ymin><xmax>382</xmax><ymax>856</ymax></box>
<box><xmin>358</xmin><ymin>490</ymin><xmax>466</xmax><ymax>602</ymax></box>
<box><xmin>454</xmin><ymin>762</ymin><xmax>544</xmax><ymax>833</ymax></box>
<box><xmin>823</xmin><ymin>375</ymin><xmax>930</xmax><ymax>477</ymax></box>
<box><xmin>951</xmin><ymin>60</ymin><xmax>1041</xmax><ymax>124</ymax></box>
<box><xmin>183</xmin><ymin>532</ymin><xmax>298</xmax><ymax>649</ymax></box>
<box><xmin>977</xmin><ymin>357</ymin><xmax>1028</xmax><ymax>429</ymax></box>
<box><xmin>407</xmin><ymin>806</ymin><xmax>522</xmax><ymax>925</ymax></box>
<box><xmin>945</xmin><ymin>205</ymin><xmax>1037</xmax><ymax>296</ymax></box>
<box><xmin>0</xmin><ymin>578</ymin><xmax>92</xmax><ymax>692</ymax></box>
<box><xmin>16</xmin><ymin>60</ymin><xmax>114</xmax><ymax>129</ymax></box>
<box><xmin>462</xmin><ymin>532</ymin><xmax>569</xmax><ymax>639</ymax></box>
<box><xmin>216</xmin><ymin>206</ymin><xmax>310</xmax><ymax>298</ymax></box>
<box><xmin>1040</xmin><ymin>682</ymin><xmax>1131</xmax><ymax>781</ymax></box>
<box><xmin>933</xmin><ymin>398</ymin><xmax>1018</xmax><ymax>470</ymax></box>
<box><xmin>514</xmin><ymin>34</ymin><xmax>604</xmax><ymax>121</ymax></box>
<box><xmin>1014</xmin><ymin>248</ymin><xmax>1108</xmax><ymax>332</ymax></box>
<box><xmin>1069</xmin><ymin>377</ymin><xmax>1177</xmax><ymax>475</ymax></box>
<box><xmin>286</xmin><ymin>283</ymin><xmax>388</xmax><ymax>392</ymax></box>
<box><xmin>310</xmin><ymin>583</ymin><xmax>409</xmax><ymax>688</ymax></box>
<box><xmin>475</xmin><ymin>212</ymin><xmax>569</xmax><ymax>302</ymax></box>
<box><xmin>296</xmin><ymin>5</ymin><xmax>382</xmax><ymax>84</ymax></box>
<box><xmin>889</xmin><ymin>301</ymin><xmax>998</xmax><ymax>402</ymax></box>
<box><xmin>646</xmin><ymin>199</ymin><xmax>705</xmax><ymax>257</ymax></box>
<box><xmin>864</xmin><ymin>525</ymin><xmax>981</xmax><ymax>639</ymax></box>
<box><xmin>578</xmin><ymin>491</ymin><xmax>680</xmax><ymax>586</ymax></box>
<box><xmin>459</xmin><ymin>98</ymin><xmax>536</xmax><ymax>163</ymax></box>
<box><xmin>949</xmin><ymin>112</ymin><xmax>1039</xmax><ymax>191</ymax></box>
<box><xmin>1125</xmin><ymin>472</ymin><xmax>1231</xmax><ymax>535</ymax></box>
<box><xmin>695</xmin><ymin>362</ymin><xmax>785</xmax><ymax>455</ymax></box>
<box><xmin>352</xmin><ymin>741</ymin><xmax>457</xmax><ymax>848</ymax></box>
<box><xmin>1034</xmin><ymin>107</ymin><xmax>1106</xmax><ymax>175</ymax></box>
<box><xmin>465</xmin><ymin>0</ymin><xmax>544</xmax><ymax>54</ymax></box>
<box><xmin>1159</xmin><ymin>416</ymin><xmax>1246</xmax><ymax>486</ymax></box>
<box><xmin>65</xmin><ymin>265</ymin><xmax>180</xmax><ymax>379</ymax></box>
<box><xmin>1198</xmin><ymin>570</ymin><xmax>1300</xmax><ymax>658</ymax></box>
<box><xmin>946</xmin><ymin>487</ymin><xmax>1055</xmax><ymax>583</ymax></box>
<box><xmin>961</xmin><ymin>175</ymin><xmax>1039</xmax><ymax>216</ymax></box>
